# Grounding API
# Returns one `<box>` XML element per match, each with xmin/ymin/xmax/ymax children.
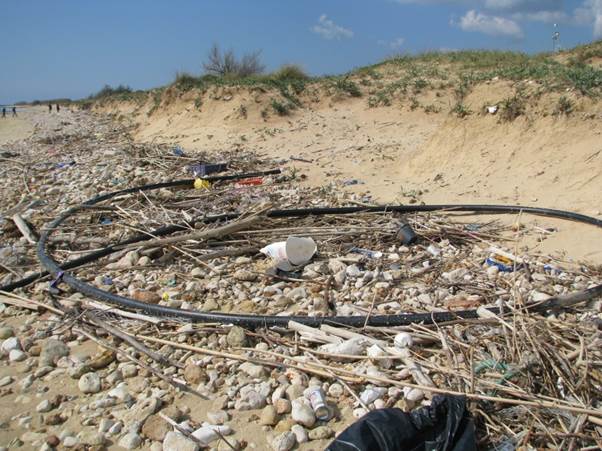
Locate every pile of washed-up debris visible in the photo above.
<box><xmin>0</xmin><ymin>108</ymin><xmax>600</xmax><ymax>450</ymax></box>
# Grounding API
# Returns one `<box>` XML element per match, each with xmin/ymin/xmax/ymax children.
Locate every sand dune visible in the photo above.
<box><xmin>94</xmin><ymin>80</ymin><xmax>602</xmax><ymax>263</ymax></box>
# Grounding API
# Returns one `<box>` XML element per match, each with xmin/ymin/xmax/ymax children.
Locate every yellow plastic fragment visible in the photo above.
<box><xmin>194</xmin><ymin>178</ymin><xmax>211</xmax><ymax>190</ymax></box>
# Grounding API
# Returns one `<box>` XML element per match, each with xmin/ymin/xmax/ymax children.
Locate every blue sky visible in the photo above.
<box><xmin>1</xmin><ymin>0</ymin><xmax>601</xmax><ymax>103</ymax></box>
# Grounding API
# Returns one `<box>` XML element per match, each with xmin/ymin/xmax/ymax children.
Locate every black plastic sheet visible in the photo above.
<box><xmin>326</xmin><ymin>395</ymin><xmax>476</xmax><ymax>451</ymax></box>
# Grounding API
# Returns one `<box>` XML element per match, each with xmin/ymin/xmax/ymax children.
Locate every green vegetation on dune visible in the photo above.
<box><xmin>85</xmin><ymin>40</ymin><xmax>602</xmax><ymax>116</ymax></box>
<box><xmin>370</xmin><ymin>45</ymin><xmax>602</xmax><ymax>96</ymax></box>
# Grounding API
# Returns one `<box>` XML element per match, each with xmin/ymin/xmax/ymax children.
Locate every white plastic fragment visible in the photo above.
<box><xmin>394</xmin><ymin>332</ymin><xmax>413</xmax><ymax>349</ymax></box>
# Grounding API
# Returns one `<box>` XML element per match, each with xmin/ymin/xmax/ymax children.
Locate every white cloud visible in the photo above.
<box><xmin>393</xmin><ymin>0</ymin><xmax>462</xmax><ymax>3</ymax></box>
<box><xmin>394</xmin><ymin>0</ymin><xmax>564</xmax><ymax>17</ymax></box>
<box><xmin>393</xmin><ymin>0</ymin><xmax>602</xmax><ymax>38</ymax></box>
<box><xmin>457</xmin><ymin>10</ymin><xmax>524</xmax><ymax>38</ymax></box>
<box><xmin>512</xmin><ymin>10</ymin><xmax>568</xmax><ymax>23</ymax></box>
<box><xmin>378</xmin><ymin>37</ymin><xmax>406</xmax><ymax>49</ymax></box>
<box><xmin>484</xmin><ymin>0</ymin><xmax>562</xmax><ymax>13</ymax></box>
<box><xmin>393</xmin><ymin>0</ymin><xmax>561</xmax><ymax>10</ymax></box>
<box><xmin>574</xmin><ymin>0</ymin><xmax>602</xmax><ymax>38</ymax></box>
<box><xmin>311</xmin><ymin>14</ymin><xmax>354</xmax><ymax>40</ymax></box>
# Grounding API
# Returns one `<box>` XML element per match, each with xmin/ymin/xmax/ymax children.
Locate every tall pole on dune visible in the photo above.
<box><xmin>553</xmin><ymin>23</ymin><xmax>561</xmax><ymax>53</ymax></box>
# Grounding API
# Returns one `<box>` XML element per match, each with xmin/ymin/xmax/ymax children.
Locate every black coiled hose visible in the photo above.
<box><xmin>22</xmin><ymin>173</ymin><xmax>602</xmax><ymax>328</ymax></box>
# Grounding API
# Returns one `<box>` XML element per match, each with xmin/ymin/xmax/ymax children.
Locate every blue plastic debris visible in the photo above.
<box><xmin>543</xmin><ymin>264</ymin><xmax>562</xmax><ymax>275</ymax></box>
<box><xmin>189</xmin><ymin>162</ymin><xmax>228</xmax><ymax>177</ymax></box>
<box><xmin>350</xmin><ymin>247</ymin><xmax>383</xmax><ymax>259</ymax></box>
<box><xmin>55</xmin><ymin>161</ymin><xmax>75</xmax><ymax>169</ymax></box>
<box><xmin>485</xmin><ymin>254</ymin><xmax>520</xmax><ymax>272</ymax></box>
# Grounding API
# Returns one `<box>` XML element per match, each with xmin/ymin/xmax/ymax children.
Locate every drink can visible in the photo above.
<box><xmin>307</xmin><ymin>386</ymin><xmax>332</xmax><ymax>421</ymax></box>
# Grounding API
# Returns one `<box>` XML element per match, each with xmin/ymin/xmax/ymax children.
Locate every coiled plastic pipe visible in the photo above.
<box><xmin>34</xmin><ymin>176</ymin><xmax>602</xmax><ymax>328</ymax></box>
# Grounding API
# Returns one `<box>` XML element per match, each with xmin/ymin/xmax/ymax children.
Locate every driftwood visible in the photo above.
<box><xmin>11</xmin><ymin>214</ymin><xmax>37</xmax><ymax>244</ymax></box>
<box><xmin>117</xmin><ymin>215</ymin><xmax>263</xmax><ymax>251</ymax></box>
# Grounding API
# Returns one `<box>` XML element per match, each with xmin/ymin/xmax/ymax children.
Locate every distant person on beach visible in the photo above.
<box><xmin>1</xmin><ymin>108</ymin><xmax>5</xmax><ymax>118</ymax></box>
<box><xmin>12</xmin><ymin>107</ymin><xmax>17</xmax><ymax>117</ymax></box>
<box><xmin>56</xmin><ymin>104</ymin><xmax>60</xmax><ymax>112</ymax></box>
<box><xmin>48</xmin><ymin>103</ymin><xmax>52</xmax><ymax>113</ymax></box>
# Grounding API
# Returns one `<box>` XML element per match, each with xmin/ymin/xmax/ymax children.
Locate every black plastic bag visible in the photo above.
<box><xmin>326</xmin><ymin>395</ymin><xmax>476</xmax><ymax>451</ymax></box>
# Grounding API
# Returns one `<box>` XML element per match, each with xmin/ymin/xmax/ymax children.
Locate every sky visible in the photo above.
<box><xmin>1</xmin><ymin>0</ymin><xmax>601</xmax><ymax>104</ymax></box>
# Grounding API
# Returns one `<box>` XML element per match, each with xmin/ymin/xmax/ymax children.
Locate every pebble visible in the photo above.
<box><xmin>308</xmin><ymin>425</ymin><xmax>334</xmax><ymax>440</ymax></box>
<box><xmin>108</xmin><ymin>382</ymin><xmax>132</xmax><ymax>402</ymax></box>
<box><xmin>260</xmin><ymin>405</ymin><xmax>278</xmax><ymax>426</ymax></box>
<box><xmin>328</xmin><ymin>383</ymin><xmax>344</xmax><ymax>398</ymax></box>
<box><xmin>45</xmin><ymin>413</ymin><xmax>66</xmax><ymax>426</ymax></box>
<box><xmin>45</xmin><ymin>435</ymin><xmax>60</xmax><ymax>447</ymax></box>
<box><xmin>78</xmin><ymin>372</ymin><xmax>101</xmax><ymax>394</ymax></box>
<box><xmin>69</xmin><ymin>364</ymin><xmax>91</xmax><ymax>379</ymax></box>
<box><xmin>291</xmin><ymin>400</ymin><xmax>316</xmax><ymax>428</ymax></box>
<box><xmin>108</xmin><ymin>421</ymin><xmax>123</xmax><ymax>435</ymax></box>
<box><xmin>1</xmin><ymin>336</ymin><xmax>21</xmax><ymax>354</ymax></box>
<box><xmin>0</xmin><ymin>327</ymin><xmax>14</xmax><ymax>339</ymax></box>
<box><xmin>286</xmin><ymin>286</ymin><xmax>306</xmax><ymax>300</ymax></box>
<box><xmin>20</xmin><ymin>374</ymin><xmax>34</xmax><ymax>390</ymax></box>
<box><xmin>285</xmin><ymin>384</ymin><xmax>306</xmax><ymax>401</ymax></box>
<box><xmin>226</xmin><ymin>326</ymin><xmax>247</xmax><ymax>347</ymax></box>
<box><xmin>9</xmin><ymin>349</ymin><xmax>27</xmax><ymax>362</ymax></box>
<box><xmin>206</xmin><ymin>410</ymin><xmax>229</xmax><ymax>425</ymax></box>
<box><xmin>405</xmin><ymin>388</ymin><xmax>425</xmax><ymax>403</ymax></box>
<box><xmin>190</xmin><ymin>267</ymin><xmax>205</xmax><ymax>277</ymax></box>
<box><xmin>360</xmin><ymin>386</ymin><xmax>387</xmax><ymax>405</ymax></box>
<box><xmin>36</xmin><ymin>399</ymin><xmax>53</xmax><ymax>413</ymax></box>
<box><xmin>290</xmin><ymin>424</ymin><xmax>308</xmax><ymax>444</ymax></box>
<box><xmin>62</xmin><ymin>436</ymin><xmax>78</xmax><ymax>448</ymax></box>
<box><xmin>98</xmin><ymin>418</ymin><xmax>114</xmax><ymax>433</ymax></box>
<box><xmin>275</xmin><ymin>398</ymin><xmax>291</xmax><ymax>414</ymax></box>
<box><xmin>118</xmin><ymin>432</ymin><xmax>142</xmax><ymax>449</ymax></box>
<box><xmin>76</xmin><ymin>429</ymin><xmax>105</xmax><ymax>446</ymax></box>
<box><xmin>117</xmin><ymin>397</ymin><xmax>161</xmax><ymax>425</ymax></box>
<box><xmin>240</xmin><ymin>362</ymin><xmax>267</xmax><ymax>378</ymax></box>
<box><xmin>346</xmin><ymin>264</ymin><xmax>362</xmax><ymax>278</ymax></box>
<box><xmin>39</xmin><ymin>339</ymin><xmax>69</xmax><ymax>367</ymax></box>
<box><xmin>106</xmin><ymin>368</ymin><xmax>123</xmax><ymax>385</ymax></box>
<box><xmin>121</xmin><ymin>363</ymin><xmax>138</xmax><ymax>378</ymax></box>
<box><xmin>163</xmin><ymin>431</ymin><xmax>200</xmax><ymax>451</ymax></box>
<box><xmin>128</xmin><ymin>376</ymin><xmax>149</xmax><ymax>393</ymax></box>
<box><xmin>141</xmin><ymin>414</ymin><xmax>171</xmax><ymax>441</ymax></box>
<box><xmin>183</xmin><ymin>363</ymin><xmax>205</xmax><ymax>385</ymax></box>
<box><xmin>131</xmin><ymin>289</ymin><xmax>161</xmax><ymax>304</ymax></box>
<box><xmin>233</xmin><ymin>269</ymin><xmax>257</xmax><ymax>282</ymax></box>
<box><xmin>0</xmin><ymin>375</ymin><xmax>13</xmax><ymax>387</ymax></box>
<box><xmin>328</xmin><ymin>258</ymin><xmax>347</xmax><ymax>274</ymax></box>
<box><xmin>271</xmin><ymin>431</ymin><xmax>296</xmax><ymax>451</ymax></box>
<box><xmin>235</xmin><ymin>387</ymin><xmax>267</xmax><ymax>410</ymax></box>
<box><xmin>191</xmin><ymin>425</ymin><xmax>232</xmax><ymax>446</ymax></box>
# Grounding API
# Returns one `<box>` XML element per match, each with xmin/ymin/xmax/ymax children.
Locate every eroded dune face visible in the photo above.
<box><xmin>96</xmin><ymin>77</ymin><xmax>602</xmax><ymax>263</ymax></box>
